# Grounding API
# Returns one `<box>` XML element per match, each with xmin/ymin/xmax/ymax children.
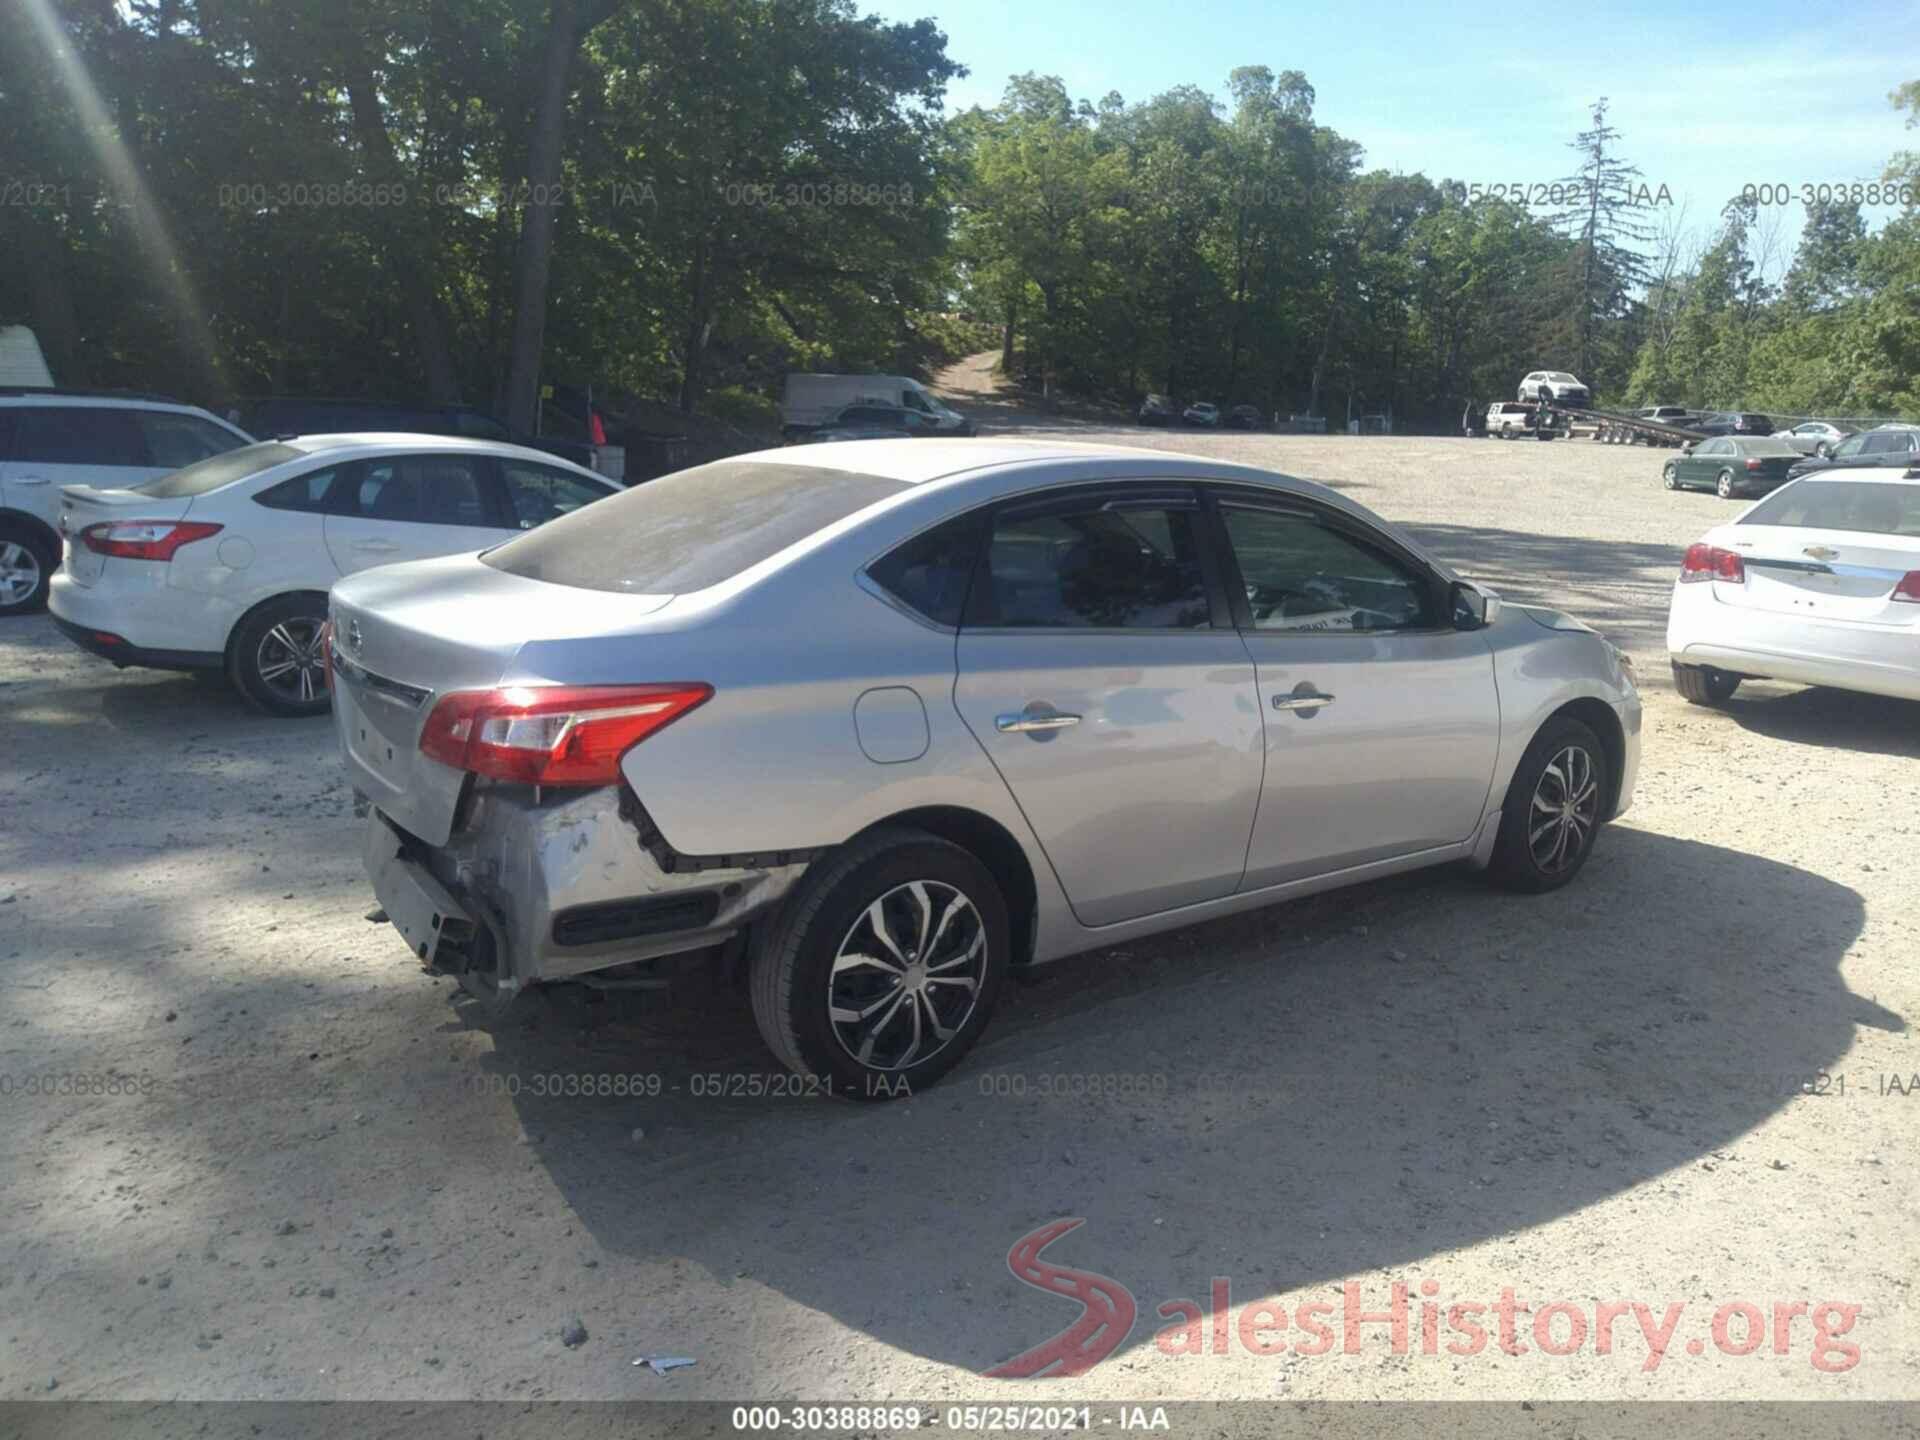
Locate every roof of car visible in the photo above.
<box><xmin>281</xmin><ymin>431</ymin><xmax>607</xmax><ymax>478</ymax></box>
<box><xmin>1795</xmin><ymin>465</ymin><xmax>1920</xmax><ymax>482</ymax></box>
<box><xmin>0</xmin><ymin>390</ymin><xmax>224</xmax><ymax>415</ymax></box>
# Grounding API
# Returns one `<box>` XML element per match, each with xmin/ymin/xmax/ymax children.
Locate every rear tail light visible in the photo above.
<box><xmin>1893</xmin><ymin>571</ymin><xmax>1920</xmax><ymax>604</ymax></box>
<box><xmin>80</xmin><ymin>520</ymin><xmax>222</xmax><ymax>562</ymax></box>
<box><xmin>1745</xmin><ymin>458</ymin><xmax>1763</xmax><ymax>471</ymax></box>
<box><xmin>418</xmin><ymin>683</ymin><xmax>712</xmax><ymax>787</ymax></box>
<box><xmin>1680</xmin><ymin>543</ymin><xmax>1745</xmax><ymax>584</ymax></box>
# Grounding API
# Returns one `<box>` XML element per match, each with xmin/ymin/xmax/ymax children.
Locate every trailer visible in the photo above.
<box><xmin>1544</xmin><ymin>404</ymin><xmax>1706</xmax><ymax>449</ymax></box>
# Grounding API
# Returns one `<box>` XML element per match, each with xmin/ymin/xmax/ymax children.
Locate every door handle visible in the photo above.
<box><xmin>996</xmin><ymin>709</ymin><xmax>1081</xmax><ymax>733</ymax></box>
<box><xmin>13</xmin><ymin>476</ymin><xmax>49</xmax><ymax>486</ymax></box>
<box><xmin>1273</xmin><ymin>689</ymin><xmax>1336</xmax><ymax>711</ymax></box>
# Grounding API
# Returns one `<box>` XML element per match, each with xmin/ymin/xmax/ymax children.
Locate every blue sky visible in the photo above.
<box><xmin>866</xmin><ymin>0</ymin><xmax>1920</xmax><ymax>274</ymax></box>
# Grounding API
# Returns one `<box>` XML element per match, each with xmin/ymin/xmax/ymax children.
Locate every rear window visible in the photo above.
<box><xmin>1735</xmin><ymin>438</ymin><xmax>1795</xmax><ymax>455</ymax></box>
<box><xmin>481</xmin><ymin>459</ymin><xmax>908</xmax><ymax>595</ymax></box>
<box><xmin>136</xmin><ymin>442</ymin><xmax>303</xmax><ymax>497</ymax></box>
<box><xmin>1740</xmin><ymin>481</ymin><xmax>1920</xmax><ymax>536</ymax></box>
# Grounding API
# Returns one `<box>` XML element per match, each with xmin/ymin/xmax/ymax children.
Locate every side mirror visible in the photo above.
<box><xmin>1450</xmin><ymin>580</ymin><xmax>1502</xmax><ymax>630</ymax></box>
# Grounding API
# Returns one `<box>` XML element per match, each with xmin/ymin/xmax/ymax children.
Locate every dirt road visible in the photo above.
<box><xmin>2</xmin><ymin>364</ymin><xmax>1915</xmax><ymax>1410</ymax></box>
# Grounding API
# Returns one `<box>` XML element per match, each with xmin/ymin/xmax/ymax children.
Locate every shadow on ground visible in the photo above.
<box><xmin>474</xmin><ymin>824</ymin><xmax>1888</xmax><ymax>1375</ymax></box>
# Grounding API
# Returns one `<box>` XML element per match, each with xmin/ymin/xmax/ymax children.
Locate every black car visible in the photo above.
<box><xmin>796</xmin><ymin>403</ymin><xmax>942</xmax><ymax>442</ymax></box>
<box><xmin>1137</xmin><ymin>393</ymin><xmax>1178</xmax><ymax>426</ymax></box>
<box><xmin>1787</xmin><ymin>426</ymin><xmax>1920</xmax><ymax>478</ymax></box>
<box><xmin>1225</xmin><ymin>404</ymin><xmax>1263</xmax><ymax>430</ymax></box>
<box><xmin>1691</xmin><ymin>411</ymin><xmax>1774</xmax><ymax>438</ymax></box>
<box><xmin>235</xmin><ymin>396</ymin><xmax>599</xmax><ymax>470</ymax></box>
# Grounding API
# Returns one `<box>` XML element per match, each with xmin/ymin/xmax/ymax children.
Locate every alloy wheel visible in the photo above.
<box><xmin>1528</xmin><ymin>745</ymin><xmax>1599</xmax><ymax>876</ymax></box>
<box><xmin>828</xmin><ymin>880</ymin><xmax>987</xmax><ymax>1072</ymax></box>
<box><xmin>254</xmin><ymin>618</ymin><xmax>327</xmax><ymax>705</ymax></box>
<box><xmin>0</xmin><ymin>541</ymin><xmax>41</xmax><ymax>608</ymax></box>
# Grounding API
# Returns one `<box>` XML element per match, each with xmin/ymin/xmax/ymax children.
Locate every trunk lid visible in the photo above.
<box><xmin>58</xmin><ymin>485</ymin><xmax>196</xmax><ymax>588</ymax></box>
<box><xmin>329</xmin><ymin>552</ymin><xmax>674</xmax><ymax>846</ymax></box>
<box><xmin>1716</xmin><ymin>524</ymin><xmax>1920</xmax><ymax>624</ymax></box>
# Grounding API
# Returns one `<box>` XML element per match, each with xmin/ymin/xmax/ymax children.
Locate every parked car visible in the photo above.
<box><xmin>1667</xmin><ymin>471</ymin><xmax>1920</xmax><ymax>705</ymax></box>
<box><xmin>1519</xmin><ymin>371</ymin><xmax>1591</xmax><ymax>407</ymax></box>
<box><xmin>1137</xmin><ymin>393</ymin><xmax>1178</xmax><ymax>426</ymax></box>
<box><xmin>797</xmin><ymin>403</ymin><xmax>945</xmax><ymax>443</ymax></box>
<box><xmin>1182</xmin><ymin>401</ymin><xmax>1221</xmax><ymax>427</ymax></box>
<box><xmin>329</xmin><ymin>439</ymin><xmax>1641</xmax><ymax>1096</ymax></box>
<box><xmin>1691</xmin><ymin>411</ymin><xmax>1774</xmax><ymax>439</ymax></box>
<box><xmin>1</xmin><ymin>389</ymin><xmax>252</xmax><ymax>614</ymax></box>
<box><xmin>236</xmin><ymin>396</ymin><xmax>603</xmax><ymax>472</ymax></box>
<box><xmin>1775</xmin><ymin>420</ymin><xmax>1854</xmax><ymax>458</ymax></box>
<box><xmin>1661</xmin><ymin>437</ymin><xmax>1800</xmax><ymax>499</ymax></box>
<box><xmin>1225</xmin><ymin>404</ymin><xmax>1264</xmax><ymax>430</ymax></box>
<box><xmin>1484</xmin><ymin>401</ymin><xmax>1537</xmax><ymax>438</ymax></box>
<box><xmin>1786</xmin><ymin>425</ymin><xmax>1919</xmax><ymax>478</ymax></box>
<box><xmin>780</xmin><ymin>374</ymin><xmax>972</xmax><ymax>438</ymax></box>
<box><xmin>47</xmin><ymin>435</ymin><xmax>618</xmax><ymax>717</ymax></box>
<box><xmin>1634</xmin><ymin>406</ymin><xmax>1697</xmax><ymax>427</ymax></box>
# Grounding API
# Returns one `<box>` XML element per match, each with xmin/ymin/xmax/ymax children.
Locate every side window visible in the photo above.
<box><xmin>1220</xmin><ymin>503</ymin><xmax>1437</xmax><ymax>634</ymax></box>
<box><xmin>901</xmin><ymin>391</ymin><xmax>933</xmax><ymax>413</ymax></box>
<box><xmin>254</xmin><ymin>467</ymin><xmax>339</xmax><ymax>513</ymax></box>
<box><xmin>139</xmin><ymin>412</ymin><xmax>244</xmax><ymax>470</ymax></box>
<box><xmin>966</xmin><ymin>495</ymin><xmax>1211</xmax><ymax>630</ymax></box>
<box><xmin>339</xmin><ymin>456</ymin><xmax>492</xmax><ymax>526</ymax></box>
<box><xmin>866</xmin><ymin>515</ymin><xmax>983</xmax><ymax>628</ymax></box>
<box><xmin>1861</xmin><ymin>433</ymin><xmax>1901</xmax><ymax>454</ymax></box>
<box><xmin>501</xmin><ymin>461</ymin><xmax>607</xmax><ymax>529</ymax></box>
<box><xmin>0</xmin><ymin>411</ymin><xmax>13</xmax><ymax>460</ymax></box>
<box><xmin>10</xmin><ymin>406</ymin><xmax>145</xmax><ymax>466</ymax></box>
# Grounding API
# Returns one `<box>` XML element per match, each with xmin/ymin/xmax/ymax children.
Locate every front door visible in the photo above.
<box><xmin>952</xmin><ymin>485</ymin><xmax>1264</xmax><ymax>928</ymax></box>
<box><xmin>1210</xmin><ymin>493</ymin><xmax>1501</xmax><ymax>889</ymax></box>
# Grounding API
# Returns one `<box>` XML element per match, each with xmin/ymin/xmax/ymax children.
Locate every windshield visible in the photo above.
<box><xmin>482</xmin><ymin>459</ymin><xmax>908</xmax><ymax>594</ymax></box>
<box><xmin>1546</xmin><ymin>372</ymin><xmax>1577</xmax><ymax>383</ymax></box>
<box><xmin>1739</xmin><ymin>481</ymin><xmax>1920</xmax><ymax>535</ymax></box>
<box><xmin>134</xmin><ymin>441</ymin><xmax>304</xmax><ymax>497</ymax></box>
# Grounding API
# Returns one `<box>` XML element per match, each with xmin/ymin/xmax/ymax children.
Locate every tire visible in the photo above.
<box><xmin>1716</xmin><ymin>469</ymin><xmax>1735</xmax><ymax>499</ymax></box>
<box><xmin>0</xmin><ymin>523</ymin><xmax>54</xmax><ymax>615</ymax></box>
<box><xmin>1672</xmin><ymin>660</ymin><xmax>1740</xmax><ymax>705</ymax></box>
<box><xmin>227</xmin><ymin>594</ymin><xmax>331</xmax><ymax>718</ymax></box>
<box><xmin>750</xmin><ymin>826</ymin><xmax>1010</xmax><ymax>1099</ymax></box>
<box><xmin>1488</xmin><ymin>715</ymin><xmax>1610</xmax><ymax>894</ymax></box>
<box><xmin>1662</xmin><ymin>462</ymin><xmax>1679</xmax><ymax>490</ymax></box>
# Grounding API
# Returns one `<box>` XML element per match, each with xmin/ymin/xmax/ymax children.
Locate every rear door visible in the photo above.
<box><xmin>0</xmin><ymin>405</ymin><xmax>149</xmax><ymax>530</ymax></box>
<box><xmin>952</xmin><ymin>484</ymin><xmax>1263</xmax><ymax>927</ymax></box>
<box><xmin>1212</xmin><ymin>491</ymin><xmax>1500</xmax><ymax>888</ymax></box>
<box><xmin>322</xmin><ymin>452</ymin><xmax>513</xmax><ymax>575</ymax></box>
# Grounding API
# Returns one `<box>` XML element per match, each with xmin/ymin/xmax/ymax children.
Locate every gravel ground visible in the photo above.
<box><xmin>1</xmin><ymin>386</ymin><xmax>1916</xmax><ymax>1412</ymax></box>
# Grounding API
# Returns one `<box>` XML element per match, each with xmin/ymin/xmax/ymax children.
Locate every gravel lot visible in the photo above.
<box><xmin>2</xmin><ymin>401</ymin><xmax>1916</xmax><ymax>1411</ymax></box>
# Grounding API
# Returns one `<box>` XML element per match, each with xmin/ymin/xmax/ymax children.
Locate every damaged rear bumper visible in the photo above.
<box><xmin>362</xmin><ymin>784</ymin><xmax>808</xmax><ymax>997</ymax></box>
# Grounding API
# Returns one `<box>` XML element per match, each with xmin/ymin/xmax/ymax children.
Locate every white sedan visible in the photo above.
<box><xmin>1667</xmin><ymin>470</ymin><xmax>1920</xmax><ymax>704</ymax></box>
<box><xmin>48</xmin><ymin>433</ymin><xmax>620</xmax><ymax>716</ymax></box>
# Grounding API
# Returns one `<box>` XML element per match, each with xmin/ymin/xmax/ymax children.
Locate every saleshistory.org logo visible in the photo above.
<box><xmin>984</xmin><ymin>1220</ymin><xmax>1863</xmax><ymax>1377</ymax></box>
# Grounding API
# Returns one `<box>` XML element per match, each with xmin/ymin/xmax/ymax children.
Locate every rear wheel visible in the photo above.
<box><xmin>0</xmin><ymin>525</ymin><xmax>53</xmax><ymax>615</ymax></box>
<box><xmin>1716</xmin><ymin>469</ymin><xmax>1736</xmax><ymax>499</ymax></box>
<box><xmin>1672</xmin><ymin>661</ymin><xmax>1740</xmax><ymax>705</ymax></box>
<box><xmin>228</xmin><ymin>595</ymin><xmax>331</xmax><ymax>718</ymax></box>
<box><xmin>750</xmin><ymin>827</ymin><xmax>1009</xmax><ymax>1099</ymax></box>
<box><xmin>1488</xmin><ymin>715</ymin><xmax>1609</xmax><ymax>893</ymax></box>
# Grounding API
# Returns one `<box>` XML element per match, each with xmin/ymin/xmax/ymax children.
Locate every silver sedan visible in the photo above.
<box><xmin>328</xmin><ymin>440</ymin><xmax>1641</xmax><ymax>1096</ymax></box>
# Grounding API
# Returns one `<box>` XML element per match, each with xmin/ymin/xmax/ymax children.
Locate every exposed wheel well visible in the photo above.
<box><xmin>852</xmin><ymin>806</ymin><xmax>1039</xmax><ymax>966</ymax></box>
<box><xmin>223</xmin><ymin>589</ymin><xmax>331</xmax><ymax>665</ymax></box>
<box><xmin>1543</xmin><ymin>697</ymin><xmax>1627</xmax><ymax>820</ymax></box>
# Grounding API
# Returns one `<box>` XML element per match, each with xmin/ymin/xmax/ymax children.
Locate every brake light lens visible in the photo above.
<box><xmin>1893</xmin><ymin>571</ymin><xmax>1920</xmax><ymax>604</ymax></box>
<box><xmin>1680</xmin><ymin>543</ymin><xmax>1745</xmax><ymax>584</ymax></box>
<box><xmin>80</xmin><ymin>520</ymin><xmax>223</xmax><ymax>562</ymax></box>
<box><xmin>418</xmin><ymin>683</ymin><xmax>712</xmax><ymax>786</ymax></box>
<box><xmin>1745</xmin><ymin>458</ymin><xmax>1763</xmax><ymax>470</ymax></box>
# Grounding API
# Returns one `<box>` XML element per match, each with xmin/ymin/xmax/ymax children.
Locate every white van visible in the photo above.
<box><xmin>781</xmin><ymin>373</ymin><xmax>972</xmax><ymax>437</ymax></box>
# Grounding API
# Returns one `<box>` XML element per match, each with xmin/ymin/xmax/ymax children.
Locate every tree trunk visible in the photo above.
<box><xmin>676</xmin><ymin>236</ymin><xmax>713</xmax><ymax>416</ymax></box>
<box><xmin>501</xmin><ymin>0</ymin><xmax>582</xmax><ymax>434</ymax></box>
<box><xmin>343</xmin><ymin>61</ymin><xmax>460</xmax><ymax>403</ymax></box>
<box><xmin>1000</xmin><ymin>295</ymin><xmax>1018</xmax><ymax>374</ymax></box>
